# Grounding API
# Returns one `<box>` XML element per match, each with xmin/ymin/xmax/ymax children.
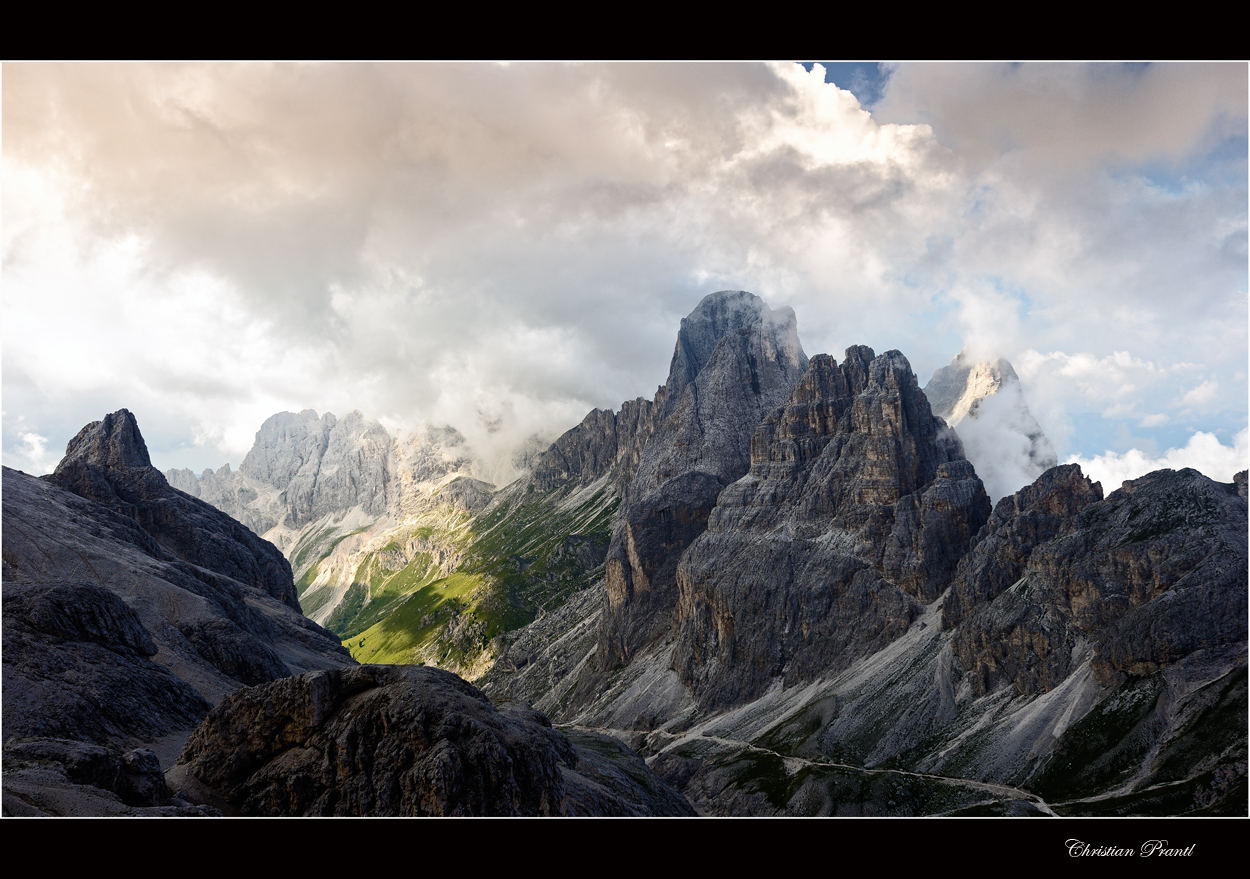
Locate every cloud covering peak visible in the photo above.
<box><xmin>3</xmin><ymin>63</ymin><xmax>1245</xmax><ymax>483</ymax></box>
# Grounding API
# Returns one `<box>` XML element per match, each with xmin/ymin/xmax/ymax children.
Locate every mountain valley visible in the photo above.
<box><xmin>5</xmin><ymin>291</ymin><xmax>1245</xmax><ymax>817</ymax></box>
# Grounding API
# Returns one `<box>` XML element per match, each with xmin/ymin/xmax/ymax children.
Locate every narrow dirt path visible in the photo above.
<box><xmin>570</xmin><ymin>723</ymin><xmax>1058</xmax><ymax>816</ymax></box>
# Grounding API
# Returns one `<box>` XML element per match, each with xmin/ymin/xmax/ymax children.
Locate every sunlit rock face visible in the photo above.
<box><xmin>239</xmin><ymin>409</ymin><xmax>396</xmax><ymax>527</ymax></box>
<box><xmin>672</xmin><ymin>348</ymin><xmax>992</xmax><ymax>711</ymax></box>
<box><xmin>925</xmin><ymin>352</ymin><xmax>1056</xmax><ymax>502</ymax></box>
<box><xmin>596</xmin><ymin>291</ymin><xmax>810</xmax><ymax>668</ymax></box>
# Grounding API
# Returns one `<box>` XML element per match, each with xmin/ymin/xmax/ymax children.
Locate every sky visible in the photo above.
<box><xmin>3</xmin><ymin>62</ymin><xmax>1247</xmax><ymax>497</ymax></box>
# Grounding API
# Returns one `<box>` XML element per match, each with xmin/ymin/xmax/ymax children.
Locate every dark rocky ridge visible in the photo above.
<box><xmin>673</xmin><ymin>348</ymin><xmax>991</xmax><ymax>710</ymax></box>
<box><xmin>170</xmin><ymin>665</ymin><xmax>694</xmax><ymax>817</ymax></box>
<box><xmin>943</xmin><ymin>463</ymin><xmax>1104</xmax><ymax>630</ymax></box>
<box><xmin>3</xmin><ymin>411</ymin><xmax>356</xmax><ymax>814</ymax></box>
<box><xmin>3</xmin><ymin>460</ymin><xmax>351</xmax><ymax>723</ymax></box>
<box><xmin>531</xmin><ymin>398</ymin><xmax>659</xmax><ymax>494</ymax></box>
<box><xmin>5</xmin><ymin>410</ymin><xmax>693</xmax><ymax>817</ymax></box>
<box><xmin>954</xmin><ymin>466</ymin><xmax>1248</xmax><ymax>699</ymax></box>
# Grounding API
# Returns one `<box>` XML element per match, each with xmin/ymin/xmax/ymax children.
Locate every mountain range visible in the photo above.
<box><xmin>4</xmin><ymin>290</ymin><xmax>1245</xmax><ymax>816</ymax></box>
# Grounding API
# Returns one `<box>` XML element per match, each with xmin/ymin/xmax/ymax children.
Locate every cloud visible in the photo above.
<box><xmin>1180</xmin><ymin>379</ymin><xmax>1218</xmax><ymax>408</ymax></box>
<box><xmin>1066</xmin><ymin>428</ymin><xmax>1248</xmax><ymax>492</ymax></box>
<box><xmin>3</xmin><ymin>63</ymin><xmax>1244</xmax><ymax>480</ymax></box>
<box><xmin>873</xmin><ymin>63</ymin><xmax>1247</xmax><ymax>170</ymax></box>
<box><xmin>951</xmin><ymin>387</ymin><xmax>1053</xmax><ymax>503</ymax></box>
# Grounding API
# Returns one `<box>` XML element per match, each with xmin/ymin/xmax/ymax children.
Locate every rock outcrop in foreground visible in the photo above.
<box><xmin>3</xmin><ymin>411</ymin><xmax>358</xmax><ymax>814</ymax></box>
<box><xmin>170</xmin><ymin>665</ymin><xmax>694</xmax><ymax>817</ymax></box>
<box><xmin>3</xmin><ymin>415</ymin><xmax>354</xmax><ymax>739</ymax></box>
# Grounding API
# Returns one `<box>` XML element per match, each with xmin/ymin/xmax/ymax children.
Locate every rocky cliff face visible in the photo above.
<box><xmin>942</xmin><ymin>463</ymin><xmax>1104</xmax><ymax>630</ymax></box>
<box><xmin>625</xmin><ymin>464</ymin><xmax>1245</xmax><ymax>816</ymax></box>
<box><xmin>954</xmin><ymin>467</ymin><xmax>1248</xmax><ymax>699</ymax></box>
<box><xmin>596</xmin><ymin>291</ymin><xmax>809</xmax><ymax>669</ymax></box>
<box><xmin>673</xmin><ymin>348</ymin><xmax>992</xmax><ymax>711</ymax></box>
<box><xmin>925</xmin><ymin>352</ymin><xmax>1057</xmax><ymax>502</ymax></box>
<box><xmin>531</xmin><ymin>398</ymin><xmax>658</xmax><ymax>494</ymax></box>
<box><xmin>239</xmin><ymin>409</ymin><xmax>396</xmax><ymax>527</ymax></box>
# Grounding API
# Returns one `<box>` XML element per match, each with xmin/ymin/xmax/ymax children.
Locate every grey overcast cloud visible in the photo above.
<box><xmin>3</xmin><ymin>62</ymin><xmax>1246</xmax><ymax>496</ymax></box>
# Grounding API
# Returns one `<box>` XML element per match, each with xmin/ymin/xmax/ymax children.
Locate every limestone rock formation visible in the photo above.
<box><xmin>673</xmin><ymin>348</ymin><xmax>992</xmax><ymax>710</ymax></box>
<box><xmin>954</xmin><ymin>467</ymin><xmax>1248</xmax><ymax>698</ymax></box>
<box><xmin>164</xmin><ymin>415</ymin><xmax>490</xmax><ymax>630</ymax></box>
<box><xmin>942</xmin><ymin>463</ymin><xmax>1104</xmax><ymax>630</ymax></box>
<box><xmin>531</xmin><ymin>398</ymin><xmax>658</xmax><ymax>494</ymax></box>
<box><xmin>3</xmin><ymin>411</ymin><xmax>352</xmax><ymax>743</ymax></box>
<box><xmin>170</xmin><ymin>665</ymin><xmax>694</xmax><ymax>816</ymax></box>
<box><xmin>925</xmin><ymin>352</ymin><xmax>1057</xmax><ymax>501</ymax></box>
<box><xmin>597</xmin><ymin>291</ymin><xmax>809</xmax><ymax>668</ymax></box>
<box><xmin>240</xmin><ymin>409</ymin><xmax>396</xmax><ymax>527</ymax></box>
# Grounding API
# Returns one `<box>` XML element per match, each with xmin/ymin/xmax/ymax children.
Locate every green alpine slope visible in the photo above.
<box><xmin>344</xmin><ymin>475</ymin><xmax>619</xmax><ymax>679</ymax></box>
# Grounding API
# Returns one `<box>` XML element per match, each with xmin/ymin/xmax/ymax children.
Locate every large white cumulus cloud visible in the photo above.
<box><xmin>3</xmin><ymin>62</ymin><xmax>1245</xmax><ymax>480</ymax></box>
<box><xmin>1068</xmin><ymin>428</ymin><xmax>1248</xmax><ymax>492</ymax></box>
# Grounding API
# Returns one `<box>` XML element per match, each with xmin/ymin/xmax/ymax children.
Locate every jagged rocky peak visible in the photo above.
<box><xmin>529</xmin><ymin>399</ymin><xmax>658</xmax><ymax>493</ymax></box>
<box><xmin>595</xmin><ymin>291</ymin><xmax>810</xmax><ymax>670</ymax></box>
<box><xmin>3</xmin><ymin>408</ymin><xmax>354</xmax><ymax>813</ymax></box>
<box><xmin>665</xmin><ymin>290</ymin><xmax>805</xmax><ymax>405</ymax></box>
<box><xmin>672</xmin><ymin>346</ymin><xmax>992</xmax><ymax>711</ymax></box>
<box><xmin>636</xmin><ymin>291</ymin><xmax>808</xmax><ymax>494</ymax></box>
<box><xmin>924</xmin><ymin>350</ymin><xmax>1057</xmax><ymax>502</ymax></box>
<box><xmin>943</xmin><ymin>463</ymin><xmax>1103</xmax><ymax>630</ymax></box>
<box><xmin>239</xmin><ymin>409</ymin><xmax>332</xmax><ymax>487</ymax></box>
<box><xmin>57</xmin><ymin>408</ymin><xmax>152</xmax><ymax>472</ymax></box>
<box><xmin>533</xmin><ymin>292</ymin><xmax>807</xmax><ymax>499</ymax></box>
<box><xmin>236</xmin><ymin>408</ymin><xmax>395</xmax><ymax>526</ymax></box>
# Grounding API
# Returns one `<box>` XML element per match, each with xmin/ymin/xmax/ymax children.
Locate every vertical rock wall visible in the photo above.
<box><xmin>673</xmin><ymin>348</ymin><xmax>992</xmax><ymax>710</ymax></box>
<box><xmin>595</xmin><ymin>292</ymin><xmax>809</xmax><ymax>668</ymax></box>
